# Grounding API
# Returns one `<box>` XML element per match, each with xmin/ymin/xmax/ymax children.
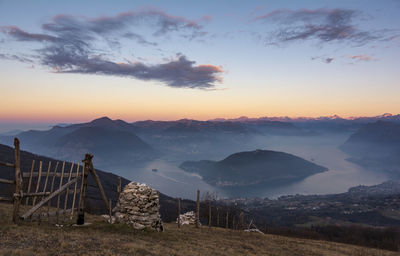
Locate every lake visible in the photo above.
<box><xmin>114</xmin><ymin>133</ymin><xmax>389</xmax><ymax>200</ymax></box>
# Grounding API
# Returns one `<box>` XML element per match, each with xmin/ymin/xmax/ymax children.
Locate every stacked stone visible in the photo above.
<box><xmin>114</xmin><ymin>182</ymin><xmax>163</xmax><ymax>231</ymax></box>
<box><xmin>177</xmin><ymin>211</ymin><xmax>198</xmax><ymax>226</ymax></box>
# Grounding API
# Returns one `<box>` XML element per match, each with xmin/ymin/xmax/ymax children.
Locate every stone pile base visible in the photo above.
<box><xmin>177</xmin><ymin>211</ymin><xmax>199</xmax><ymax>226</ymax></box>
<box><xmin>113</xmin><ymin>182</ymin><xmax>163</xmax><ymax>231</ymax></box>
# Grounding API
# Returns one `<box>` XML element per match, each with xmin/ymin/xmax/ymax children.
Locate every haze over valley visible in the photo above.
<box><xmin>1</xmin><ymin>114</ymin><xmax>398</xmax><ymax>199</ymax></box>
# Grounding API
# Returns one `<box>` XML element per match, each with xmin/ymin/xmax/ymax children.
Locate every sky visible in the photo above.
<box><xmin>0</xmin><ymin>0</ymin><xmax>400</xmax><ymax>127</ymax></box>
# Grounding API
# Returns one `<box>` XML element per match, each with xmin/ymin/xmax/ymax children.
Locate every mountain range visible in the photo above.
<box><xmin>0</xmin><ymin>117</ymin><xmax>157</xmax><ymax>169</ymax></box>
<box><xmin>0</xmin><ymin>116</ymin><xmax>311</xmax><ymax>167</ymax></box>
<box><xmin>340</xmin><ymin>120</ymin><xmax>400</xmax><ymax>177</ymax></box>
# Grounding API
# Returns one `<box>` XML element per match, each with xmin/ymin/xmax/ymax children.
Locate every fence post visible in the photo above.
<box><xmin>225</xmin><ymin>211</ymin><xmax>229</xmax><ymax>229</ymax></box>
<box><xmin>88</xmin><ymin>157</ymin><xmax>110</xmax><ymax>213</ymax></box>
<box><xmin>177</xmin><ymin>198</ymin><xmax>181</xmax><ymax>228</ymax></box>
<box><xmin>109</xmin><ymin>199</ymin><xmax>112</xmax><ymax>223</ymax></box>
<box><xmin>77</xmin><ymin>154</ymin><xmax>90</xmax><ymax>225</ymax></box>
<box><xmin>216</xmin><ymin>207</ymin><xmax>219</xmax><ymax>227</ymax></box>
<box><xmin>117</xmin><ymin>176</ymin><xmax>121</xmax><ymax>199</ymax></box>
<box><xmin>195</xmin><ymin>190</ymin><xmax>200</xmax><ymax>228</ymax></box>
<box><xmin>208</xmin><ymin>204</ymin><xmax>211</xmax><ymax>228</ymax></box>
<box><xmin>240</xmin><ymin>212</ymin><xmax>244</xmax><ymax>230</ymax></box>
<box><xmin>12</xmin><ymin>138</ymin><xmax>22</xmax><ymax>224</ymax></box>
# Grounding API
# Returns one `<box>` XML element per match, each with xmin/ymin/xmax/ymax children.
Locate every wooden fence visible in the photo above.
<box><xmin>0</xmin><ymin>138</ymin><xmax>110</xmax><ymax>225</ymax></box>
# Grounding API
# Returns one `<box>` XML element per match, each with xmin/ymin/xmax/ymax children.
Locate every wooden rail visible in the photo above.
<box><xmin>21</xmin><ymin>178</ymin><xmax>78</xmax><ymax>219</ymax></box>
<box><xmin>0</xmin><ymin>161</ymin><xmax>14</xmax><ymax>167</ymax></box>
<box><xmin>22</xmin><ymin>172</ymin><xmax>81</xmax><ymax>178</ymax></box>
<box><xmin>0</xmin><ymin>178</ymin><xmax>15</xmax><ymax>184</ymax></box>
<box><xmin>0</xmin><ymin>196</ymin><xmax>13</xmax><ymax>202</ymax></box>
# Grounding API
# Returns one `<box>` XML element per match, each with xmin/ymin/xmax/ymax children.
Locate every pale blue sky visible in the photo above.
<box><xmin>0</xmin><ymin>0</ymin><xmax>399</xmax><ymax>127</ymax></box>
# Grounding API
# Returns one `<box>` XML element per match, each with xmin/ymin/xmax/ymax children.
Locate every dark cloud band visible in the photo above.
<box><xmin>255</xmin><ymin>8</ymin><xmax>379</xmax><ymax>46</ymax></box>
<box><xmin>0</xmin><ymin>9</ymin><xmax>222</xmax><ymax>89</ymax></box>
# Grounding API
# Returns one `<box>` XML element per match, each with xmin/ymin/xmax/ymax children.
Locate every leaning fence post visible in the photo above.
<box><xmin>177</xmin><ymin>198</ymin><xmax>181</xmax><ymax>228</ymax></box>
<box><xmin>195</xmin><ymin>190</ymin><xmax>200</xmax><ymax>228</ymax></box>
<box><xmin>12</xmin><ymin>138</ymin><xmax>22</xmax><ymax>224</ymax></box>
<box><xmin>88</xmin><ymin>157</ymin><xmax>110</xmax><ymax>213</ymax></box>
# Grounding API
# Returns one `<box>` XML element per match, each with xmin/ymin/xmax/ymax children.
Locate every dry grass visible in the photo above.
<box><xmin>0</xmin><ymin>203</ymin><xmax>398</xmax><ymax>256</ymax></box>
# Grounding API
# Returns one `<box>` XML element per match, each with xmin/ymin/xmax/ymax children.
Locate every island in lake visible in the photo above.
<box><xmin>180</xmin><ymin>149</ymin><xmax>328</xmax><ymax>194</ymax></box>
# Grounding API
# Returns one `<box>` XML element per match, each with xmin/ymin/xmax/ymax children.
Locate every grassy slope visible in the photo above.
<box><xmin>0</xmin><ymin>203</ymin><xmax>397</xmax><ymax>256</ymax></box>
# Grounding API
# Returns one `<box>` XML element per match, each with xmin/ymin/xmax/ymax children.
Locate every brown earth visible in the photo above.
<box><xmin>0</xmin><ymin>203</ymin><xmax>397</xmax><ymax>256</ymax></box>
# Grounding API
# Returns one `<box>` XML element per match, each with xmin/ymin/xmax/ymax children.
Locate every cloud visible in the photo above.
<box><xmin>254</xmin><ymin>8</ymin><xmax>378</xmax><ymax>46</ymax></box>
<box><xmin>44</xmin><ymin>52</ymin><xmax>223</xmax><ymax>88</ymax></box>
<box><xmin>311</xmin><ymin>56</ymin><xmax>334</xmax><ymax>64</ymax></box>
<box><xmin>349</xmin><ymin>54</ymin><xmax>376</xmax><ymax>61</ymax></box>
<box><xmin>0</xmin><ymin>53</ymin><xmax>34</xmax><ymax>63</ymax></box>
<box><xmin>42</xmin><ymin>9</ymin><xmax>206</xmax><ymax>39</ymax></box>
<box><xmin>325</xmin><ymin>57</ymin><xmax>334</xmax><ymax>63</ymax></box>
<box><xmin>0</xmin><ymin>9</ymin><xmax>222</xmax><ymax>89</ymax></box>
<box><xmin>0</xmin><ymin>26</ymin><xmax>57</xmax><ymax>42</ymax></box>
<box><xmin>123</xmin><ymin>32</ymin><xmax>157</xmax><ymax>46</ymax></box>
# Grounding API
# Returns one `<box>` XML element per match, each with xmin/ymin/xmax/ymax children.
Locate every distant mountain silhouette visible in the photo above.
<box><xmin>131</xmin><ymin>119</ymin><xmax>308</xmax><ymax>135</ymax></box>
<box><xmin>180</xmin><ymin>149</ymin><xmax>327</xmax><ymax>190</ymax></box>
<box><xmin>132</xmin><ymin>119</ymin><xmax>249</xmax><ymax>134</ymax></box>
<box><xmin>0</xmin><ymin>117</ymin><xmax>157</xmax><ymax>169</ymax></box>
<box><xmin>210</xmin><ymin>113</ymin><xmax>400</xmax><ymax>123</ymax></box>
<box><xmin>340</xmin><ymin>121</ymin><xmax>400</xmax><ymax>177</ymax></box>
<box><xmin>211</xmin><ymin>114</ymin><xmax>400</xmax><ymax>133</ymax></box>
<box><xmin>0</xmin><ymin>116</ymin><xmax>317</xmax><ymax>170</ymax></box>
<box><xmin>53</xmin><ymin>126</ymin><xmax>156</xmax><ymax>168</ymax></box>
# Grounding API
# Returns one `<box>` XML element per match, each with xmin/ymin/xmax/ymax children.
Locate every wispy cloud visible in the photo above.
<box><xmin>311</xmin><ymin>56</ymin><xmax>335</xmax><ymax>64</ymax></box>
<box><xmin>349</xmin><ymin>54</ymin><xmax>376</xmax><ymax>61</ymax></box>
<box><xmin>1</xmin><ymin>26</ymin><xmax>57</xmax><ymax>42</ymax></box>
<box><xmin>0</xmin><ymin>53</ymin><xmax>34</xmax><ymax>63</ymax></box>
<box><xmin>324</xmin><ymin>57</ymin><xmax>334</xmax><ymax>63</ymax></box>
<box><xmin>0</xmin><ymin>9</ymin><xmax>222</xmax><ymax>89</ymax></box>
<box><xmin>254</xmin><ymin>8</ymin><xmax>379</xmax><ymax>46</ymax></box>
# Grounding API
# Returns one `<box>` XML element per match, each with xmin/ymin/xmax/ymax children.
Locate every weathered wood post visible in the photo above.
<box><xmin>225</xmin><ymin>211</ymin><xmax>229</xmax><ymax>229</ymax></box>
<box><xmin>88</xmin><ymin>157</ymin><xmax>110</xmax><ymax>213</ymax></box>
<box><xmin>239</xmin><ymin>212</ymin><xmax>244</xmax><ymax>230</ymax></box>
<box><xmin>32</xmin><ymin>161</ymin><xmax>43</xmax><ymax>206</ymax></box>
<box><xmin>177</xmin><ymin>198</ymin><xmax>181</xmax><ymax>228</ymax></box>
<box><xmin>117</xmin><ymin>176</ymin><xmax>121</xmax><ymax>199</ymax></box>
<box><xmin>48</xmin><ymin>162</ymin><xmax>59</xmax><ymax>218</ymax></box>
<box><xmin>25</xmin><ymin>160</ymin><xmax>35</xmax><ymax>205</ymax></box>
<box><xmin>56</xmin><ymin>162</ymin><xmax>65</xmax><ymax>224</ymax></box>
<box><xmin>77</xmin><ymin>154</ymin><xmax>90</xmax><ymax>225</ymax></box>
<box><xmin>195</xmin><ymin>190</ymin><xmax>200</xmax><ymax>228</ymax></box>
<box><xmin>109</xmin><ymin>199</ymin><xmax>112</xmax><ymax>223</ymax></box>
<box><xmin>216</xmin><ymin>207</ymin><xmax>219</xmax><ymax>227</ymax></box>
<box><xmin>232</xmin><ymin>216</ymin><xmax>235</xmax><ymax>230</ymax></box>
<box><xmin>70</xmin><ymin>163</ymin><xmax>80</xmax><ymax>220</ymax></box>
<box><xmin>12</xmin><ymin>138</ymin><xmax>22</xmax><ymax>224</ymax></box>
<box><xmin>208</xmin><ymin>204</ymin><xmax>211</xmax><ymax>228</ymax></box>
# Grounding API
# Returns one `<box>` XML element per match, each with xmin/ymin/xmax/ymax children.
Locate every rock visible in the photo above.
<box><xmin>177</xmin><ymin>211</ymin><xmax>199</xmax><ymax>226</ymax></box>
<box><xmin>101</xmin><ymin>215</ymin><xmax>116</xmax><ymax>224</ymax></box>
<box><xmin>113</xmin><ymin>181</ymin><xmax>163</xmax><ymax>231</ymax></box>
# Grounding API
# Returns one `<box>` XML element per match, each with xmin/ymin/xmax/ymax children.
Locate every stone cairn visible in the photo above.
<box><xmin>112</xmin><ymin>182</ymin><xmax>163</xmax><ymax>231</ymax></box>
<box><xmin>176</xmin><ymin>211</ymin><xmax>198</xmax><ymax>226</ymax></box>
